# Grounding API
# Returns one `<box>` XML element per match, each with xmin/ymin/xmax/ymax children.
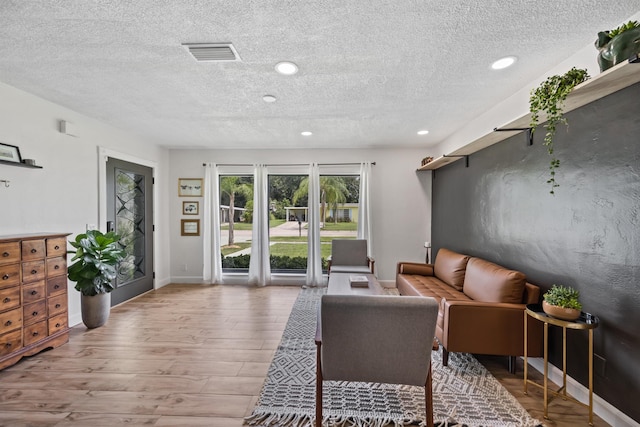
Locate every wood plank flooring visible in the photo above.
<box><xmin>0</xmin><ymin>284</ymin><xmax>608</xmax><ymax>426</ymax></box>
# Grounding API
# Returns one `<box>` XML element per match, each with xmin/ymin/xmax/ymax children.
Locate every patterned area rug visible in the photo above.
<box><xmin>245</xmin><ymin>287</ymin><xmax>542</xmax><ymax>427</ymax></box>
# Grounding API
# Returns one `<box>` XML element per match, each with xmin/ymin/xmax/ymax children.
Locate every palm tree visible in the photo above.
<box><xmin>293</xmin><ymin>176</ymin><xmax>348</xmax><ymax>228</ymax></box>
<box><xmin>220</xmin><ymin>176</ymin><xmax>253</xmax><ymax>246</ymax></box>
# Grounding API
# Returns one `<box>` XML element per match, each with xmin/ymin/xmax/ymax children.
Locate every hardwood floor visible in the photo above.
<box><xmin>0</xmin><ymin>284</ymin><xmax>608</xmax><ymax>426</ymax></box>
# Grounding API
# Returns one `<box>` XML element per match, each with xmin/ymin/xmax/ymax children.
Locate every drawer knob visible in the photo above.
<box><xmin>2</xmin><ymin>297</ymin><xmax>10</xmax><ymax>303</ymax></box>
<box><xmin>4</xmin><ymin>320</ymin><xmax>11</xmax><ymax>326</ymax></box>
<box><xmin>31</xmin><ymin>269</ymin><xmax>38</xmax><ymax>274</ymax></box>
<box><xmin>2</xmin><ymin>252</ymin><xmax>9</xmax><ymax>257</ymax></box>
<box><xmin>4</xmin><ymin>342</ymin><xmax>11</xmax><ymax>348</ymax></box>
<box><xmin>2</xmin><ymin>274</ymin><xmax>9</xmax><ymax>280</ymax></box>
<box><xmin>55</xmin><ymin>303</ymin><xmax>61</xmax><ymax>308</ymax></box>
<box><xmin>32</xmin><ymin>331</ymin><xmax>39</xmax><ymax>337</ymax></box>
<box><xmin>30</xmin><ymin>248</ymin><xmax>37</xmax><ymax>253</ymax></box>
<box><xmin>31</xmin><ymin>290</ymin><xmax>38</xmax><ymax>295</ymax></box>
<box><xmin>54</xmin><ymin>284</ymin><xmax>60</xmax><ymax>289</ymax></box>
<box><xmin>54</xmin><ymin>245</ymin><xmax>60</xmax><ymax>250</ymax></box>
<box><xmin>55</xmin><ymin>323</ymin><xmax>61</xmax><ymax>328</ymax></box>
<box><xmin>54</xmin><ymin>265</ymin><xmax>60</xmax><ymax>270</ymax></box>
<box><xmin>32</xmin><ymin>311</ymin><xmax>38</xmax><ymax>316</ymax></box>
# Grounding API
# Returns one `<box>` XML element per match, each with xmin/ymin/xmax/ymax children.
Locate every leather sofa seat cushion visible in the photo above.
<box><xmin>397</xmin><ymin>274</ymin><xmax>471</xmax><ymax>302</ymax></box>
<box><xmin>433</xmin><ymin>248</ymin><xmax>470</xmax><ymax>291</ymax></box>
<box><xmin>463</xmin><ymin>258</ymin><xmax>526</xmax><ymax>303</ymax></box>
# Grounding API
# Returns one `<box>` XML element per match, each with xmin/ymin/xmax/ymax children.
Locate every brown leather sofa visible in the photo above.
<box><xmin>396</xmin><ymin>248</ymin><xmax>543</xmax><ymax>373</ymax></box>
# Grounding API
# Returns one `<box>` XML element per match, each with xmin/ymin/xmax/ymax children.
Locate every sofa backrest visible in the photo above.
<box><xmin>463</xmin><ymin>257</ymin><xmax>526</xmax><ymax>303</ymax></box>
<box><xmin>433</xmin><ymin>248</ymin><xmax>470</xmax><ymax>291</ymax></box>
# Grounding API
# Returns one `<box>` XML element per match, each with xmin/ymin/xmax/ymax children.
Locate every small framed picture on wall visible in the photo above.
<box><xmin>0</xmin><ymin>143</ymin><xmax>22</xmax><ymax>163</ymax></box>
<box><xmin>182</xmin><ymin>201</ymin><xmax>199</xmax><ymax>215</ymax></box>
<box><xmin>181</xmin><ymin>219</ymin><xmax>200</xmax><ymax>236</ymax></box>
<box><xmin>178</xmin><ymin>178</ymin><xmax>203</xmax><ymax>197</ymax></box>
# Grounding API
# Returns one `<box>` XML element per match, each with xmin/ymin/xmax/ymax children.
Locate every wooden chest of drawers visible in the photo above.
<box><xmin>0</xmin><ymin>233</ymin><xmax>70</xmax><ymax>370</ymax></box>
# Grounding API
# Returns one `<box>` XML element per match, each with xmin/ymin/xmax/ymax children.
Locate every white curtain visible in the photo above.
<box><xmin>306</xmin><ymin>163</ymin><xmax>324</xmax><ymax>286</ymax></box>
<box><xmin>203</xmin><ymin>163</ymin><xmax>223</xmax><ymax>284</ymax></box>
<box><xmin>357</xmin><ymin>161</ymin><xmax>372</xmax><ymax>256</ymax></box>
<box><xmin>248</xmin><ymin>164</ymin><xmax>271</xmax><ymax>286</ymax></box>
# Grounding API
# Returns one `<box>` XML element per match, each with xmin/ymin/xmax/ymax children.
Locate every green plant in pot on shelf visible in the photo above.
<box><xmin>529</xmin><ymin>67</ymin><xmax>590</xmax><ymax>195</ymax></box>
<box><xmin>595</xmin><ymin>20</ymin><xmax>640</xmax><ymax>72</ymax></box>
<box><xmin>67</xmin><ymin>229</ymin><xmax>126</xmax><ymax>329</ymax></box>
<box><xmin>542</xmin><ymin>284</ymin><xmax>582</xmax><ymax>321</ymax></box>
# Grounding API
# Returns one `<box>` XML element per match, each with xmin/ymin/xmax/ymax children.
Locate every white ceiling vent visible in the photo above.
<box><xmin>183</xmin><ymin>43</ymin><xmax>241</xmax><ymax>62</ymax></box>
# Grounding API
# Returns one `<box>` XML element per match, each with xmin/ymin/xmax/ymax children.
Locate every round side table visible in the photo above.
<box><xmin>523</xmin><ymin>303</ymin><xmax>599</xmax><ymax>425</ymax></box>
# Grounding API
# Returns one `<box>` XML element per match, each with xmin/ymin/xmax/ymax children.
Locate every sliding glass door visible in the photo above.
<box><xmin>318</xmin><ymin>175</ymin><xmax>359</xmax><ymax>272</ymax></box>
<box><xmin>268</xmin><ymin>174</ymin><xmax>307</xmax><ymax>273</ymax></box>
<box><xmin>219</xmin><ymin>175</ymin><xmax>254</xmax><ymax>273</ymax></box>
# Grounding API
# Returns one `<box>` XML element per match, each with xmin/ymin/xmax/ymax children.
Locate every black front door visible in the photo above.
<box><xmin>106</xmin><ymin>157</ymin><xmax>154</xmax><ymax>306</ymax></box>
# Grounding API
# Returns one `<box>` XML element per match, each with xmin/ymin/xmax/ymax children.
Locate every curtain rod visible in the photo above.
<box><xmin>202</xmin><ymin>162</ymin><xmax>376</xmax><ymax>167</ymax></box>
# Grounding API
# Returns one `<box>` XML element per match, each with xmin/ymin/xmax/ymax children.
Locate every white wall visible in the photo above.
<box><xmin>169</xmin><ymin>148</ymin><xmax>432</xmax><ymax>283</ymax></box>
<box><xmin>0</xmin><ymin>81</ymin><xmax>171</xmax><ymax>326</ymax></box>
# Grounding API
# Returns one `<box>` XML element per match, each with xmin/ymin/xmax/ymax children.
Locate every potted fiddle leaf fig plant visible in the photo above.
<box><xmin>542</xmin><ymin>284</ymin><xmax>582</xmax><ymax>321</ymax></box>
<box><xmin>530</xmin><ymin>67</ymin><xmax>590</xmax><ymax>194</ymax></box>
<box><xmin>68</xmin><ymin>229</ymin><xmax>126</xmax><ymax>329</ymax></box>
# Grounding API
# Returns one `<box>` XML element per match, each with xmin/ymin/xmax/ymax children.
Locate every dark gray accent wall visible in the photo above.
<box><xmin>432</xmin><ymin>82</ymin><xmax>640</xmax><ymax>423</ymax></box>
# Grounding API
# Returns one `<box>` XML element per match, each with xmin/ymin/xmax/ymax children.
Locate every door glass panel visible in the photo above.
<box><xmin>319</xmin><ymin>175</ymin><xmax>359</xmax><ymax>272</ymax></box>
<box><xmin>220</xmin><ymin>175</ymin><xmax>254</xmax><ymax>272</ymax></box>
<box><xmin>115</xmin><ymin>168</ymin><xmax>146</xmax><ymax>285</ymax></box>
<box><xmin>268</xmin><ymin>175</ymin><xmax>307</xmax><ymax>273</ymax></box>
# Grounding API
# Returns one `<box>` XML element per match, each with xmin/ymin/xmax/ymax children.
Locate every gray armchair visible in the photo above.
<box><xmin>315</xmin><ymin>294</ymin><xmax>439</xmax><ymax>427</ymax></box>
<box><xmin>327</xmin><ymin>239</ymin><xmax>375</xmax><ymax>274</ymax></box>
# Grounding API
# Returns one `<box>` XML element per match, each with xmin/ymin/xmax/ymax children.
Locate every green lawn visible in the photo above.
<box><xmin>221</xmin><ymin>219</ymin><xmax>286</xmax><ymax>230</ymax></box>
<box><xmin>321</xmin><ymin>222</ymin><xmax>357</xmax><ymax>231</ymax></box>
<box><xmin>220</xmin><ymin>219</ymin><xmax>355</xmax><ymax>232</ymax></box>
<box><xmin>269</xmin><ymin>242</ymin><xmax>331</xmax><ymax>258</ymax></box>
<box><xmin>270</xmin><ymin>236</ymin><xmax>340</xmax><ymax>243</ymax></box>
<box><xmin>223</xmin><ymin>241</ymin><xmax>331</xmax><ymax>258</ymax></box>
<box><xmin>221</xmin><ymin>242</ymin><xmax>251</xmax><ymax>256</ymax></box>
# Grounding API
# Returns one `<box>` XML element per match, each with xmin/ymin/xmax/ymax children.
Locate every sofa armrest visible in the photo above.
<box><xmin>396</xmin><ymin>262</ymin><xmax>434</xmax><ymax>276</ymax></box>
<box><xmin>438</xmin><ymin>298</ymin><xmax>542</xmax><ymax>357</ymax></box>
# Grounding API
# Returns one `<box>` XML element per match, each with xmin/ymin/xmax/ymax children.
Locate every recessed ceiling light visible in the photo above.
<box><xmin>417</xmin><ymin>130</ymin><xmax>429</xmax><ymax>135</ymax></box>
<box><xmin>263</xmin><ymin>95</ymin><xmax>277</xmax><ymax>103</ymax></box>
<box><xmin>491</xmin><ymin>56</ymin><xmax>517</xmax><ymax>70</ymax></box>
<box><xmin>301</xmin><ymin>131</ymin><xmax>312</xmax><ymax>136</ymax></box>
<box><xmin>275</xmin><ymin>61</ymin><xmax>299</xmax><ymax>75</ymax></box>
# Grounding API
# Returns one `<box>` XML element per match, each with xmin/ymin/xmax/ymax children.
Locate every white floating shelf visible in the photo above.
<box><xmin>418</xmin><ymin>59</ymin><xmax>640</xmax><ymax>171</ymax></box>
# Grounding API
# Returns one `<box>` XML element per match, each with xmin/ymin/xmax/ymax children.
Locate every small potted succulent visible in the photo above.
<box><xmin>542</xmin><ymin>284</ymin><xmax>582</xmax><ymax>321</ymax></box>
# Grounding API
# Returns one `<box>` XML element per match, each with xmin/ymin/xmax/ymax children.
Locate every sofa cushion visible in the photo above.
<box><xmin>397</xmin><ymin>274</ymin><xmax>472</xmax><ymax>302</ymax></box>
<box><xmin>463</xmin><ymin>257</ymin><xmax>526</xmax><ymax>303</ymax></box>
<box><xmin>433</xmin><ymin>248</ymin><xmax>470</xmax><ymax>291</ymax></box>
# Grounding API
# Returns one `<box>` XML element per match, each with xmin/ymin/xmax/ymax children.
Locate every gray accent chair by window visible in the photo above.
<box><xmin>327</xmin><ymin>239</ymin><xmax>375</xmax><ymax>274</ymax></box>
<box><xmin>315</xmin><ymin>294</ymin><xmax>439</xmax><ymax>427</ymax></box>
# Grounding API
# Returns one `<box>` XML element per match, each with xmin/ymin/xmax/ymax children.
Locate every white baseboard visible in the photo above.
<box><xmin>69</xmin><ymin>312</ymin><xmax>82</xmax><ymax>327</ymax></box>
<box><xmin>527</xmin><ymin>357</ymin><xmax>639</xmax><ymax>427</ymax></box>
<box><xmin>155</xmin><ymin>276</ymin><xmax>171</xmax><ymax>288</ymax></box>
<box><xmin>169</xmin><ymin>275</ymin><xmax>206</xmax><ymax>284</ymax></box>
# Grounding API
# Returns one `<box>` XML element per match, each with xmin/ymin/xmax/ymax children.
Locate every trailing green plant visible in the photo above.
<box><xmin>68</xmin><ymin>230</ymin><xmax>126</xmax><ymax>296</ymax></box>
<box><xmin>543</xmin><ymin>284</ymin><xmax>582</xmax><ymax>310</ymax></box>
<box><xmin>529</xmin><ymin>67</ymin><xmax>590</xmax><ymax>194</ymax></box>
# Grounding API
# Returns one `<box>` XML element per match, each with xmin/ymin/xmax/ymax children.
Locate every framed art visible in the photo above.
<box><xmin>0</xmin><ymin>143</ymin><xmax>22</xmax><ymax>164</ymax></box>
<box><xmin>181</xmin><ymin>219</ymin><xmax>200</xmax><ymax>236</ymax></box>
<box><xmin>178</xmin><ymin>178</ymin><xmax>203</xmax><ymax>197</ymax></box>
<box><xmin>182</xmin><ymin>201</ymin><xmax>199</xmax><ymax>215</ymax></box>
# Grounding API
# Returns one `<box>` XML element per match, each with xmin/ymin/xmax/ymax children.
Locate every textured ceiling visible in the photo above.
<box><xmin>0</xmin><ymin>1</ymin><xmax>638</xmax><ymax>150</ymax></box>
